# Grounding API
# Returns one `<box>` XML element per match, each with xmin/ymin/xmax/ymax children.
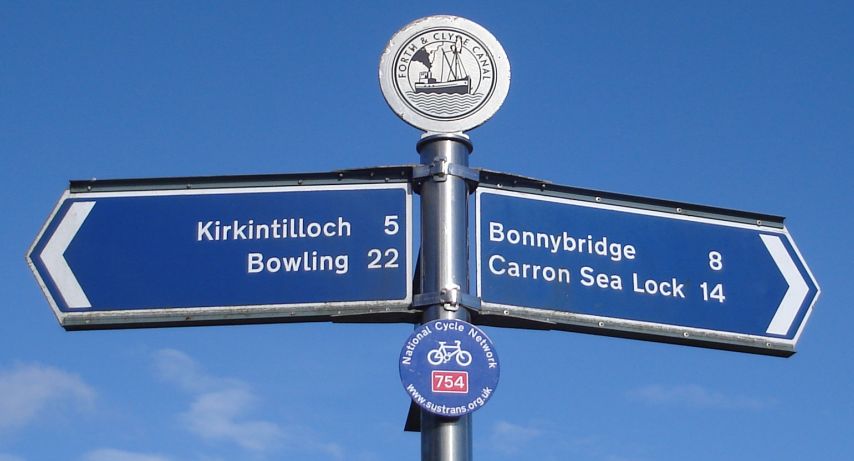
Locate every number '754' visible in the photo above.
<box><xmin>432</xmin><ymin>370</ymin><xmax>469</xmax><ymax>394</ymax></box>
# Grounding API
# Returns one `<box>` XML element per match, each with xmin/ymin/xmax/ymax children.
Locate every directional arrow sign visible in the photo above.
<box><xmin>28</xmin><ymin>180</ymin><xmax>412</xmax><ymax>330</ymax></box>
<box><xmin>475</xmin><ymin>183</ymin><xmax>819</xmax><ymax>356</ymax></box>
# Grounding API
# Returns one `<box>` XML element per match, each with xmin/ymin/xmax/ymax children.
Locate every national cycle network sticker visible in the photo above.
<box><xmin>399</xmin><ymin>319</ymin><xmax>499</xmax><ymax>417</ymax></box>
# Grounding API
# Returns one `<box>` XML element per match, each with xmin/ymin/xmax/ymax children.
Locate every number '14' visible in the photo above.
<box><xmin>700</xmin><ymin>282</ymin><xmax>726</xmax><ymax>303</ymax></box>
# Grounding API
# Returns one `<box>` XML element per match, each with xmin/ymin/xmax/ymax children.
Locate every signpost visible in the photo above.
<box><xmin>25</xmin><ymin>13</ymin><xmax>820</xmax><ymax>461</ymax></box>
<box><xmin>27</xmin><ymin>171</ymin><xmax>413</xmax><ymax>330</ymax></box>
<box><xmin>475</xmin><ymin>178</ymin><xmax>819</xmax><ymax>356</ymax></box>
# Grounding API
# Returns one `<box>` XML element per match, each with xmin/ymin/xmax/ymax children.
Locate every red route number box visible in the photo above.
<box><xmin>431</xmin><ymin>370</ymin><xmax>469</xmax><ymax>394</ymax></box>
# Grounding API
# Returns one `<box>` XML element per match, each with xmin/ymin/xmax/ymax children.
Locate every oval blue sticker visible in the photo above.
<box><xmin>399</xmin><ymin>319</ymin><xmax>499</xmax><ymax>417</ymax></box>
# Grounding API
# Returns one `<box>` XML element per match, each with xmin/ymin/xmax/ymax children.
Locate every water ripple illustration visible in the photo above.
<box><xmin>406</xmin><ymin>92</ymin><xmax>484</xmax><ymax>117</ymax></box>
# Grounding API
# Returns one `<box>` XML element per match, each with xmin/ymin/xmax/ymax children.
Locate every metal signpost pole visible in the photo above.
<box><xmin>380</xmin><ymin>16</ymin><xmax>509</xmax><ymax>459</ymax></box>
<box><xmin>417</xmin><ymin>133</ymin><xmax>474</xmax><ymax>461</ymax></box>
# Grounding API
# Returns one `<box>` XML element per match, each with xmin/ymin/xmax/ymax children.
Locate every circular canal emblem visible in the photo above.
<box><xmin>399</xmin><ymin>319</ymin><xmax>499</xmax><ymax>417</ymax></box>
<box><xmin>379</xmin><ymin>16</ymin><xmax>511</xmax><ymax>133</ymax></box>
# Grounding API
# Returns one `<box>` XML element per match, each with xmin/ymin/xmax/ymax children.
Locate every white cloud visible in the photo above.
<box><xmin>193</xmin><ymin>456</ymin><xmax>227</xmax><ymax>461</ymax></box>
<box><xmin>154</xmin><ymin>349</ymin><xmax>332</xmax><ymax>459</ymax></box>
<box><xmin>487</xmin><ymin>420</ymin><xmax>542</xmax><ymax>455</ymax></box>
<box><xmin>83</xmin><ymin>448</ymin><xmax>172</xmax><ymax>461</ymax></box>
<box><xmin>154</xmin><ymin>349</ymin><xmax>345</xmax><ymax>460</ymax></box>
<box><xmin>153</xmin><ymin>349</ymin><xmax>239</xmax><ymax>393</ymax></box>
<box><xmin>628</xmin><ymin>384</ymin><xmax>772</xmax><ymax>410</ymax></box>
<box><xmin>155</xmin><ymin>349</ymin><xmax>342</xmax><ymax>458</ymax></box>
<box><xmin>181</xmin><ymin>388</ymin><xmax>283</xmax><ymax>452</ymax></box>
<box><xmin>319</xmin><ymin>442</ymin><xmax>345</xmax><ymax>460</ymax></box>
<box><xmin>155</xmin><ymin>349</ymin><xmax>280</xmax><ymax>451</ymax></box>
<box><xmin>0</xmin><ymin>363</ymin><xmax>95</xmax><ymax>431</ymax></box>
<box><xmin>0</xmin><ymin>453</ymin><xmax>25</xmax><ymax>461</ymax></box>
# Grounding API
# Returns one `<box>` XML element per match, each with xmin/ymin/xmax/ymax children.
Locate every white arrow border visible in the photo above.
<box><xmin>27</xmin><ymin>190</ymin><xmax>79</xmax><ymax>322</ymax></box>
<box><xmin>761</xmin><ymin>235</ymin><xmax>809</xmax><ymax>336</ymax></box>
<box><xmin>38</xmin><ymin>201</ymin><xmax>95</xmax><ymax>309</ymax></box>
<box><xmin>773</xmin><ymin>232</ymin><xmax>820</xmax><ymax>346</ymax></box>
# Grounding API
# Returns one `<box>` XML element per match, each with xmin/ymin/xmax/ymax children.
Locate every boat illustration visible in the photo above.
<box><xmin>414</xmin><ymin>37</ymin><xmax>471</xmax><ymax>95</ymax></box>
<box><xmin>414</xmin><ymin>76</ymin><xmax>471</xmax><ymax>94</ymax></box>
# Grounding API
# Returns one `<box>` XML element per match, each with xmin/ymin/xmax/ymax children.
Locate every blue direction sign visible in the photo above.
<box><xmin>28</xmin><ymin>181</ymin><xmax>412</xmax><ymax>330</ymax></box>
<box><xmin>476</xmin><ymin>185</ymin><xmax>819</xmax><ymax>356</ymax></box>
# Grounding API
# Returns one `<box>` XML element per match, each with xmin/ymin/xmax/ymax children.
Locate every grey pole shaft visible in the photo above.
<box><xmin>416</xmin><ymin>133</ymin><xmax>474</xmax><ymax>461</ymax></box>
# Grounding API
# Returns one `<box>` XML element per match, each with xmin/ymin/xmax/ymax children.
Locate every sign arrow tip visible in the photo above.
<box><xmin>761</xmin><ymin>234</ymin><xmax>810</xmax><ymax>336</ymax></box>
<box><xmin>40</xmin><ymin>201</ymin><xmax>95</xmax><ymax>309</ymax></box>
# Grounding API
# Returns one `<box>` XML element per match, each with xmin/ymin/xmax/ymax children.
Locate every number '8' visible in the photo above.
<box><xmin>708</xmin><ymin>251</ymin><xmax>723</xmax><ymax>271</ymax></box>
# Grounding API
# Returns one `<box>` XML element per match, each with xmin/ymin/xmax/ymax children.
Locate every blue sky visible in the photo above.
<box><xmin>2</xmin><ymin>2</ymin><xmax>853</xmax><ymax>460</ymax></box>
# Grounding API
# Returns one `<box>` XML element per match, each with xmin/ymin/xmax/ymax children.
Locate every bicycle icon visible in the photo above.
<box><xmin>427</xmin><ymin>340</ymin><xmax>473</xmax><ymax>367</ymax></box>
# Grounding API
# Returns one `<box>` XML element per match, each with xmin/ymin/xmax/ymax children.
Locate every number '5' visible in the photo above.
<box><xmin>384</xmin><ymin>215</ymin><xmax>399</xmax><ymax>235</ymax></box>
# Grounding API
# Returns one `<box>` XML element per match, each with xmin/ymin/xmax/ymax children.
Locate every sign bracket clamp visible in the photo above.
<box><xmin>412</xmin><ymin>160</ymin><xmax>480</xmax><ymax>190</ymax></box>
<box><xmin>411</xmin><ymin>286</ymin><xmax>482</xmax><ymax>312</ymax></box>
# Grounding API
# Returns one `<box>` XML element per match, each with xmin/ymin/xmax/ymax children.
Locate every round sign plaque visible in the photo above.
<box><xmin>379</xmin><ymin>15</ymin><xmax>511</xmax><ymax>133</ymax></box>
<box><xmin>399</xmin><ymin>319</ymin><xmax>500</xmax><ymax>417</ymax></box>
